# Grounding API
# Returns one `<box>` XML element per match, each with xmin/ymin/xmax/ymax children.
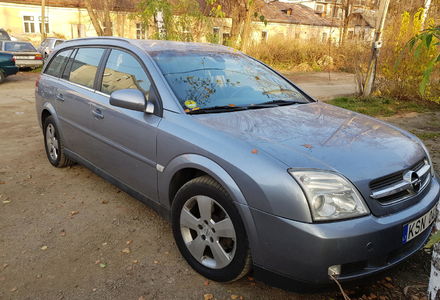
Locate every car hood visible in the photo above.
<box><xmin>193</xmin><ymin>102</ymin><xmax>425</xmax><ymax>184</ymax></box>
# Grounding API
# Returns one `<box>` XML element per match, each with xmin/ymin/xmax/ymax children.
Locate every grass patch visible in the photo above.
<box><xmin>327</xmin><ymin>96</ymin><xmax>440</xmax><ymax>117</ymax></box>
<box><xmin>28</xmin><ymin>66</ymin><xmax>43</xmax><ymax>73</ymax></box>
<box><xmin>412</xmin><ymin>131</ymin><xmax>440</xmax><ymax>140</ymax></box>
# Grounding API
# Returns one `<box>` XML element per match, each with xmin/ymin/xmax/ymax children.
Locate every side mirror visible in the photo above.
<box><xmin>109</xmin><ymin>89</ymin><xmax>154</xmax><ymax>114</ymax></box>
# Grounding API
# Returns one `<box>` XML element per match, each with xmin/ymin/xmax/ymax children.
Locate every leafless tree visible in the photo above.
<box><xmin>84</xmin><ymin>0</ymin><xmax>114</xmax><ymax>36</ymax></box>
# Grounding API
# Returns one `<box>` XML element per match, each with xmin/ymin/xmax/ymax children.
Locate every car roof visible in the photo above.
<box><xmin>62</xmin><ymin>37</ymin><xmax>235</xmax><ymax>54</ymax></box>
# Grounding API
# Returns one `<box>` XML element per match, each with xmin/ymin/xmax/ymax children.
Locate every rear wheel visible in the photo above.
<box><xmin>0</xmin><ymin>71</ymin><xmax>5</xmax><ymax>83</ymax></box>
<box><xmin>171</xmin><ymin>176</ymin><xmax>251</xmax><ymax>282</ymax></box>
<box><xmin>43</xmin><ymin>116</ymin><xmax>73</xmax><ymax>168</ymax></box>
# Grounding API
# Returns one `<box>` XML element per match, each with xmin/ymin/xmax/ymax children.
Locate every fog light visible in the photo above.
<box><xmin>328</xmin><ymin>265</ymin><xmax>341</xmax><ymax>277</ymax></box>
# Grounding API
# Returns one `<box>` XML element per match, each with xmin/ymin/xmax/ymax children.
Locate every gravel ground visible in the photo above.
<box><xmin>0</xmin><ymin>72</ymin><xmax>437</xmax><ymax>300</ymax></box>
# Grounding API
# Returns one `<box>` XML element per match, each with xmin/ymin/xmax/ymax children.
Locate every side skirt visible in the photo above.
<box><xmin>64</xmin><ymin>149</ymin><xmax>171</xmax><ymax>221</ymax></box>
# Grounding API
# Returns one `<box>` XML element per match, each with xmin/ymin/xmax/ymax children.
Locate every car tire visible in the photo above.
<box><xmin>0</xmin><ymin>71</ymin><xmax>5</xmax><ymax>83</ymax></box>
<box><xmin>171</xmin><ymin>175</ymin><xmax>251</xmax><ymax>282</ymax></box>
<box><xmin>43</xmin><ymin>116</ymin><xmax>74</xmax><ymax>168</ymax></box>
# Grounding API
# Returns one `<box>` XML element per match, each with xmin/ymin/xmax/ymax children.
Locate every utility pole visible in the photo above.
<box><xmin>362</xmin><ymin>0</ymin><xmax>390</xmax><ymax>97</ymax></box>
<box><xmin>41</xmin><ymin>0</ymin><xmax>46</xmax><ymax>42</ymax></box>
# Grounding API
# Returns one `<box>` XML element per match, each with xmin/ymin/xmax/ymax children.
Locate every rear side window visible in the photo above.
<box><xmin>101</xmin><ymin>49</ymin><xmax>151</xmax><ymax>97</ymax></box>
<box><xmin>66</xmin><ymin>47</ymin><xmax>105</xmax><ymax>89</ymax></box>
<box><xmin>45</xmin><ymin>49</ymin><xmax>72</xmax><ymax>77</ymax></box>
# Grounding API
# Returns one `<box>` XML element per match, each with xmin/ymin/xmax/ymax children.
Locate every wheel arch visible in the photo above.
<box><xmin>160</xmin><ymin>154</ymin><xmax>261</xmax><ymax>264</ymax></box>
<box><xmin>39</xmin><ymin>102</ymin><xmax>66</xmax><ymax>142</ymax></box>
<box><xmin>160</xmin><ymin>154</ymin><xmax>247</xmax><ymax>209</ymax></box>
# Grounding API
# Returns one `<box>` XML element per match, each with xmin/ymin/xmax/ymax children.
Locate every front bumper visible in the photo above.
<box><xmin>249</xmin><ymin>175</ymin><xmax>439</xmax><ymax>286</ymax></box>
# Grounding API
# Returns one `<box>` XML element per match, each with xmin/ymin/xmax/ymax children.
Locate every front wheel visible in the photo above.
<box><xmin>171</xmin><ymin>176</ymin><xmax>251</xmax><ymax>282</ymax></box>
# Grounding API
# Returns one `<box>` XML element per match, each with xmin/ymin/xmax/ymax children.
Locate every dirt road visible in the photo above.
<box><xmin>0</xmin><ymin>73</ymin><xmax>436</xmax><ymax>300</ymax></box>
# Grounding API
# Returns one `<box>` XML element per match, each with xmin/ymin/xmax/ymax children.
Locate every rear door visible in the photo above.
<box><xmin>86</xmin><ymin>48</ymin><xmax>161</xmax><ymax>201</ymax></box>
<box><xmin>55</xmin><ymin>47</ymin><xmax>106</xmax><ymax>160</ymax></box>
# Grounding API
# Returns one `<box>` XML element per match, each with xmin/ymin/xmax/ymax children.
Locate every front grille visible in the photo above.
<box><xmin>369</xmin><ymin>158</ymin><xmax>431</xmax><ymax>204</ymax></box>
<box><xmin>369</xmin><ymin>159</ymin><xmax>425</xmax><ymax>190</ymax></box>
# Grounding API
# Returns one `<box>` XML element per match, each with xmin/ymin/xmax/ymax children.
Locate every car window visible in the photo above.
<box><xmin>62</xmin><ymin>48</ymin><xmax>77</xmax><ymax>80</ymax></box>
<box><xmin>4</xmin><ymin>42</ymin><xmax>37</xmax><ymax>52</ymax></box>
<box><xmin>0</xmin><ymin>30</ymin><xmax>9</xmax><ymax>40</ymax></box>
<box><xmin>101</xmin><ymin>49</ymin><xmax>151</xmax><ymax>98</ymax></box>
<box><xmin>151</xmin><ymin>51</ymin><xmax>309</xmax><ymax>110</ymax></box>
<box><xmin>54</xmin><ymin>40</ymin><xmax>64</xmax><ymax>47</ymax></box>
<box><xmin>66</xmin><ymin>47</ymin><xmax>105</xmax><ymax>89</ymax></box>
<box><xmin>45</xmin><ymin>49</ymin><xmax>73</xmax><ymax>77</ymax></box>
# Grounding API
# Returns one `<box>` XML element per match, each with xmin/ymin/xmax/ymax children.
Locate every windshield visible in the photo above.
<box><xmin>5</xmin><ymin>42</ymin><xmax>36</xmax><ymax>52</ymax></box>
<box><xmin>150</xmin><ymin>51</ymin><xmax>309</xmax><ymax>111</ymax></box>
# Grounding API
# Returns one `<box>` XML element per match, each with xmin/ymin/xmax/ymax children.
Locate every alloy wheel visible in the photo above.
<box><xmin>180</xmin><ymin>195</ymin><xmax>237</xmax><ymax>269</ymax></box>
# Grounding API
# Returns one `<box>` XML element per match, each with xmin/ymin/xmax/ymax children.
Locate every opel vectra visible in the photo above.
<box><xmin>35</xmin><ymin>37</ymin><xmax>439</xmax><ymax>288</ymax></box>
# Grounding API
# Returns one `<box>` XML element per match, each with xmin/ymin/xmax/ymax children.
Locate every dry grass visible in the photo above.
<box><xmin>245</xmin><ymin>38</ymin><xmax>370</xmax><ymax>73</ymax></box>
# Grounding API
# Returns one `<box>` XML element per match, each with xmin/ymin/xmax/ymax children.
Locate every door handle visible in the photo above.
<box><xmin>92</xmin><ymin>108</ymin><xmax>104</xmax><ymax>120</ymax></box>
<box><xmin>55</xmin><ymin>93</ymin><xmax>64</xmax><ymax>102</ymax></box>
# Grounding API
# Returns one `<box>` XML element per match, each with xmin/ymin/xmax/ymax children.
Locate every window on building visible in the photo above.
<box><xmin>136</xmin><ymin>23</ymin><xmax>146</xmax><ymax>39</ymax></box>
<box><xmin>39</xmin><ymin>16</ymin><xmax>49</xmax><ymax>33</ymax></box>
<box><xmin>222</xmin><ymin>33</ymin><xmax>230</xmax><ymax>45</ymax></box>
<box><xmin>71</xmin><ymin>24</ymin><xmax>85</xmax><ymax>39</ymax></box>
<box><xmin>322</xmin><ymin>32</ymin><xmax>328</xmax><ymax>42</ymax></box>
<box><xmin>348</xmin><ymin>31</ymin><xmax>354</xmax><ymax>39</ymax></box>
<box><xmin>212</xmin><ymin>27</ymin><xmax>220</xmax><ymax>43</ymax></box>
<box><xmin>261</xmin><ymin>31</ymin><xmax>268</xmax><ymax>42</ymax></box>
<box><xmin>101</xmin><ymin>49</ymin><xmax>151</xmax><ymax>97</ymax></box>
<box><xmin>23</xmin><ymin>16</ymin><xmax>35</xmax><ymax>33</ymax></box>
<box><xmin>316</xmin><ymin>5</ymin><xmax>324</xmax><ymax>13</ymax></box>
<box><xmin>295</xmin><ymin>32</ymin><xmax>300</xmax><ymax>39</ymax></box>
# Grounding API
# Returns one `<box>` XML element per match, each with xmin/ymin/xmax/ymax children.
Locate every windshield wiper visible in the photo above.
<box><xmin>245</xmin><ymin>100</ymin><xmax>308</xmax><ymax>109</ymax></box>
<box><xmin>258</xmin><ymin>100</ymin><xmax>308</xmax><ymax>105</ymax></box>
<box><xmin>187</xmin><ymin>105</ymin><xmax>248</xmax><ymax>114</ymax></box>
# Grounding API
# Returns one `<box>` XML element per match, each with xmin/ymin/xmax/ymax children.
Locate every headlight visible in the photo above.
<box><xmin>289</xmin><ymin>169</ymin><xmax>370</xmax><ymax>221</ymax></box>
<box><xmin>419</xmin><ymin>141</ymin><xmax>435</xmax><ymax>176</ymax></box>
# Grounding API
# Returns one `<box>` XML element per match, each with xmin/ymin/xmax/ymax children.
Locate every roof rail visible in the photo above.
<box><xmin>63</xmin><ymin>36</ymin><xmax>131</xmax><ymax>44</ymax></box>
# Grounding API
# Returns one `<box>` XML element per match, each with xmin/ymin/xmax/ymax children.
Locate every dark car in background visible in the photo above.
<box><xmin>38</xmin><ymin>37</ymin><xmax>65</xmax><ymax>59</ymax></box>
<box><xmin>0</xmin><ymin>28</ymin><xmax>11</xmax><ymax>41</ymax></box>
<box><xmin>0</xmin><ymin>52</ymin><xmax>18</xmax><ymax>83</ymax></box>
<box><xmin>0</xmin><ymin>41</ymin><xmax>43</xmax><ymax>69</ymax></box>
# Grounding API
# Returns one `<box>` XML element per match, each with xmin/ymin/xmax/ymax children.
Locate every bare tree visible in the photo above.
<box><xmin>340</xmin><ymin>0</ymin><xmax>354</xmax><ymax>44</ymax></box>
<box><xmin>84</xmin><ymin>0</ymin><xmax>114</xmax><ymax>36</ymax></box>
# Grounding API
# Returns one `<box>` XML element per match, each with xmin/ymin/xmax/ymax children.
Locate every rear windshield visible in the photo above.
<box><xmin>150</xmin><ymin>50</ymin><xmax>308</xmax><ymax>110</ymax></box>
<box><xmin>5</xmin><ymin>42</ymin><xmax>36</xmax><ymax>52</ymax></box>
<box><xmin>54</xmin><ymin>40</ymin><xmax>64</xmax><ymax>47</ymax></box>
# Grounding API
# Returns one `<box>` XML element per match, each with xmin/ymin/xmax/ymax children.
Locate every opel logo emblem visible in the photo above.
<box><xmin>403</xmin><ymin>170</ymin><xmax>421</xmax><ymax>193</ymax></box>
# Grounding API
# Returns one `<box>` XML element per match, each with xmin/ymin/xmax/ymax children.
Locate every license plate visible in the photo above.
<box><xmin>402</xmin><ymin>206</ymin><xmax>437</xmax><ymax>243</ymax></box>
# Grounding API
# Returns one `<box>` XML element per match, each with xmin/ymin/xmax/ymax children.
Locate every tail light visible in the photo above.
<box><xmin>11</xmin><ymin>57</ymin><xmax>15</xmax><ymax>63</ymax></box>
<box><xmin>35</xmin><ymin>54</ymin><xmax>43</xmax><ymax>60</ymax></box>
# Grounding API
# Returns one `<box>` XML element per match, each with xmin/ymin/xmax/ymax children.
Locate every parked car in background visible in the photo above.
<box><xmin>38</xmin><ymin>37</ymin><xmax>65</xmax><ymax>59</ymax></box>
<box><xmin>0</xmin><ymin>28</ymin><xmax>11</xmax><ymax>41</ymax></box>
<box><xmin>0</xmin><ymin>41</ymin><xmax>43</xmax><ymax>69</ymax></box>
<box><xmin>35</xmin><ymin>37</ymin><xmax>439</xmax><ymax>289</ymax></box>
<box><xmin>0</xmin><ymin>52</ymin><xmax>18</xmax><ymax>83</ymax></box>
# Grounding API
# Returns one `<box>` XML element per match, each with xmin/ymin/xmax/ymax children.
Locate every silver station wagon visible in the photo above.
<box><xmin>35</xmin><ymin>37</ymin><xmax>439</xmax><ymax>289</ymax></box>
